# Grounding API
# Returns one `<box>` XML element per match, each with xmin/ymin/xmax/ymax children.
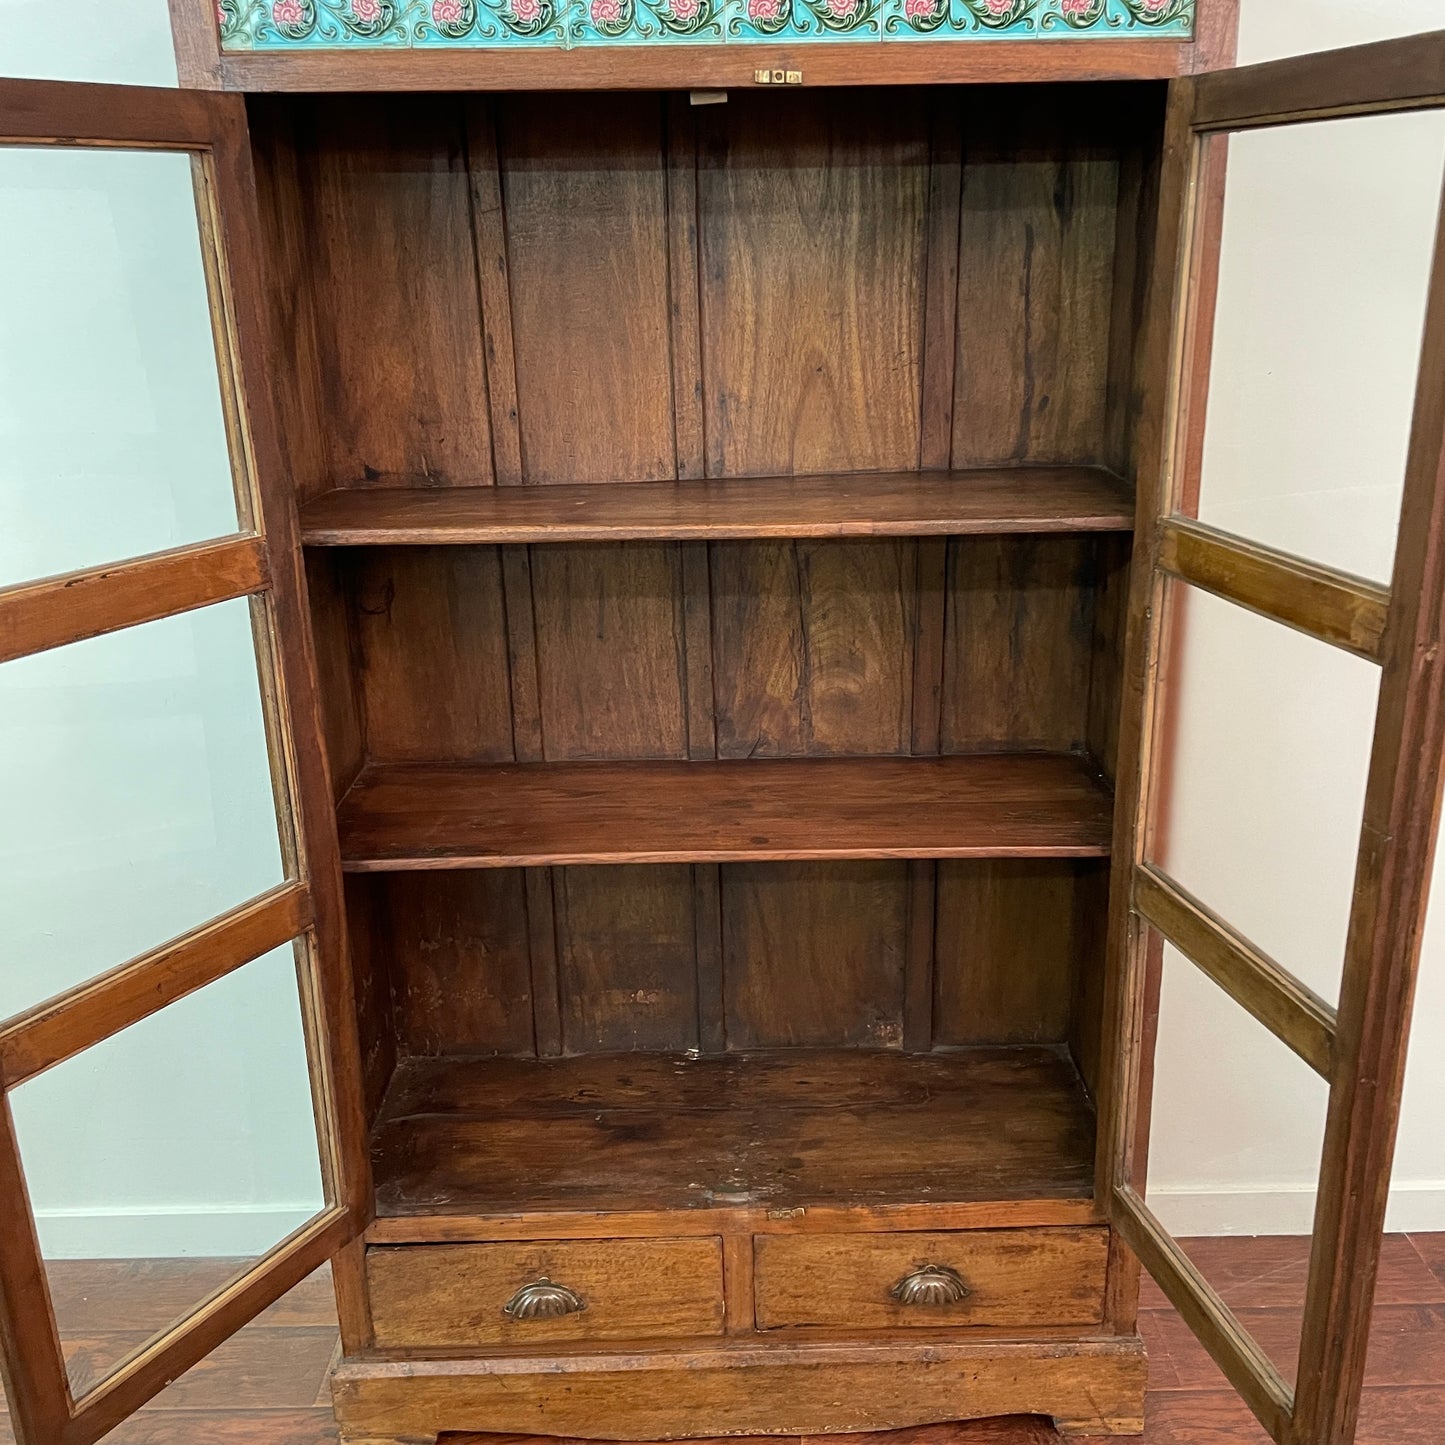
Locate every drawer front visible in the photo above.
<box><xmin>368</xmin><ymin>1238</ymin><xmax>725</xmax><ymax>1348</ymax></box>
<box><xmin>753</xmin><ymin>1227</ymin><xmax>1107</xmax><ymax>1331</ymax></box>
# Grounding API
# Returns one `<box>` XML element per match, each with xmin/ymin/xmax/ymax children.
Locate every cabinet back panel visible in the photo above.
<box><xmin>369</xmin><ymin>860</ymin><xmax>1093</xmax><ymax>1061</ymax></box>
<box><xmin>261</xmin><ymin>87</ymin><xmax>1151</xmax><ymax>492</ymax></box>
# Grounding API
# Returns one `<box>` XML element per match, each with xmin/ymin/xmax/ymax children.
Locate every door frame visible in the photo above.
<box><xmin>1098</xmin><ymin>32</ymin><xmax>1445</xmax><ymax>1445</ymax></box>
<box><xmin>0</xmin><ymin>78</ymin><xmax>369</xmax><ymax>1445</ymax></box>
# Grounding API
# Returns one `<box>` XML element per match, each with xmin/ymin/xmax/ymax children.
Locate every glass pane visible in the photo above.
<box><xmin>0</xmin><ymin>147</ymin><xmax>241</xmax><ymax>588</ymax></box>
<box><xmin>0</xmin><ymin>598</ymin><xmax>287</xmax><ymax>1023</ymax></box>
<box><xmin>9</xmin><ymin>943</ymin><xmax>326</xmax><ymax>1399</ymax></box>
<box><xmin>1150</xmin><ymin>583</ymin><xmax>1379</xmax><ymax>1005</ymax></box>
<box><xmin>1195</xmin><ymin>111</ymin><xmax>1445</xmax><ymax>583</ymax></box>
<box><xmin>1146</xmin><ymin>943</ymin><xmax>1330</xmax><ymax>1399</ymax></box>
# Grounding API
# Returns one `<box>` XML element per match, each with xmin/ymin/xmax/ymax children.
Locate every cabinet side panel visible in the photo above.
<box><xmin>291</xmin><ymin>96</ymin><xmax>493</xmax><ymax>487</ymax></box>
<box><xmin>940</xmin><ymin>535</ymin><xmax>1097</xmax><ymax>753</ymax></box>
<box><xmin>698</xmin><ymin>90</ymin><xmax>928</xmax><ymax>478</ymax></box>
<box><xmin>711</xmin><ymin>540</ymin><xmax>917</xmax><ymax>760</ymax></box>
<box><xmin>498</xmin><ymin>95</ymin><xmax>676</xmax><ymax>487</ymax></box>
<box><xmin>554</xmin><ymin>865</ymin><xmax>700</xmax><ymax>1053</ymax></box>
<box><xmin>721</xmin><ymin>862</ymin><xmax>909</xmax><ymax>1050</ymax></box>
<box><xmin>304</xmin><ymin>550</ymin><xmax>365</xmax><ymax>802</ymax></box>
<box><xmin>346</xmin><ymin>875</ymin><xmax>398</xmax><ymax>1126</ymax></box>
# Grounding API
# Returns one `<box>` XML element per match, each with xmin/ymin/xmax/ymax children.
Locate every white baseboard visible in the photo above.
<box><xmin>30</xmin><ymin>1185</ymin><xmax>1445</xmax><ymax>1259</ymax></box>
<box><xmin>33</xmin><ymin>1203</ymin><xmax>319</xmax><ymax>1260</ymax></box>
<box><xmin>1149</xmin><ymin>1182</ymin><xmax>1445</xmax><ymax>1237</ymax></box>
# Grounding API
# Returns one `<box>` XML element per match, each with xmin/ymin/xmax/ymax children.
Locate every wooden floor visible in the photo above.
<box><xmin>3</xmin><ymin>1235</ymin><xmax>1443</xmax><ymax>1443</ymax></box>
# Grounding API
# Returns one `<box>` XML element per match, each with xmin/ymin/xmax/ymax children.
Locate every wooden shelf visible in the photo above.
<box><xmin>337</xmin><ymin>754</ymin><xmax>1113</xmax><ymax>871</ymax></box>
<box><xmin>299</xmin><ymin>467</ymin><xmax>1133</xmax><ymax>546</ymax></box>
<box><xmin>369</xmin><ymin>1047</ymin><xmax>1098</xmax><ymax>1238</ymax></box>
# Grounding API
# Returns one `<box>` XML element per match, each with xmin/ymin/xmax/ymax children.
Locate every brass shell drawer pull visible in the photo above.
<box><xmin>888</xmin><ymin>1263</ymin><xmax>971</xmax><ymax>1307</ymax></box>
<box><xmin>501</xmin><ymin>1277</ymin><xmax>587</xmax><ymax>1320</ymax></box>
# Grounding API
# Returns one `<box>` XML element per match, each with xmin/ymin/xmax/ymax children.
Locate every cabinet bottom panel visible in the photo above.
<box><xmin>331</xmin><ymin>1338</ymin><xmax>1148</xmax><ymax>1440</ymax></box>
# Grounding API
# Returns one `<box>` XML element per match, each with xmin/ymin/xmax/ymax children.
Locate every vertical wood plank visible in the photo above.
<box><xmin>911</xmin><ymin>539</ymin><xmax>948</xmax><ymax>757</ymax></box>
<box><xmin>554</xmin><ymin>866</ymin><xmax>700</xmax><ymax>1054</ymax></box>
<box><xmin>167</xmin><ymin>0</ymin><xmax>223</xmax><ymax>87</ymax></box>
<box><xmin>1093</xmin><ymin>79</ymin><xmax>1199</xmax><ymax>1335</ymax></box>
<box><xmin>902</xmin><ymin>860</ymin><xmax>937</xmax><ymax>1052</ymax></box>
<box><xmin>501</xmin><ymin>545</ymin><xmax>545</xmax><ymax>766</ymax></box>
<box><xmin>351</xmin><ymin>549</ymin><xmax>513</xmax><ymax>763</ymax></box>
<box><xmin>698</xmin><ymin>91</ymin><xmax>928</xmax><ymax>477</ymax></box>
<box><xmin>711</xmin><ymin>541</ymin><xmax>916</xmax><ymax>759</ymax></box>
<box><xmin>295</xmin><ymin>96</ymin><xmax>493</xmax><ymax>486</ymax></box>
<box><xmin>682</xmin><ymin>542</ymin><xmax>717</xmax><ymax>761</ymax></box>
<box><xmin>941</xmin><ymin>536</ymin><xmax>1097</xmax><ymax>753</ymax></box>
<box><xmin>723</xmin><ymin>1234</ymin><xmax>757</xmax><ymax>1334</ymax></box>
<box><xmin>694</xmin><ymin>864</ymin><xmax>727</xmax><ymax>1054</ymax></box>
<box><xmin>933</xmin><ymin>861</ymin><xmax>1086</xmax><ymax>1045</ymax></box>
<box><xmin>921</xmin><ymin>95</ymin><xmax>963</xmax><ymax>473</ymax></box>
<box><xmin>466</xmin><ymin>99</ymin><xmax>524</xmax><ymax>492</ymax></box>
<box><xmin>722</xmin><ymin>863</ymin><xmax>909</xmax><ymax>1050</ymax></box>
<box><xmin>530</xmin><ymin>543</ymin><xmax>690</xmax><ymax>761</ymax></box>
<box><xmin>666</xmin><ymin>95</ymin><xmax>706</xmax><ymax>483</ymax></box>
<box><xmin>208</xmin><ymin>99</ymin><xmax>376</xmax><ymax>1349</ymax></box>
<box><xmin>384</xmin><ymin>872</ymin><xmax>534</xmax><ymax>1058</ymax></box>
<box><xmin>498</xmin><ymin>94</ymin><xmax>675</xmax><ymax>486</ymax></box>
<box><xmin>525</xmin><ymin>869</ymin><xmax>564</xmax><ymax>1060</ymax></box>
<box><xmin>953</xmin><ymin>90</ymin><xmax>1121</xmax><ymax>467</ymax></box>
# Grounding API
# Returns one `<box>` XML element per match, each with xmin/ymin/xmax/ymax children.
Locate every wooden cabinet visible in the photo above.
<box><xmin>2</xmin><ymin>12</ymin><xmax>1445</xmax><ymax>1445</ymax></box>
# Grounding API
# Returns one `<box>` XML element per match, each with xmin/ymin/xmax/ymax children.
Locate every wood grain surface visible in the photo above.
<box><xmin>368</xmin><ymin>1048</ymin><xmax>1096</xmax><ymax>1225</ymax></box>
<box><xmin>336</xmin><ymin>755</ymin><xmax>1114</xmax><ymax>869</ymax></box>
<box><xmin>299</xmin><ymin>470</ymin><xmax>1135</xmax><ymax>546</ymax></box>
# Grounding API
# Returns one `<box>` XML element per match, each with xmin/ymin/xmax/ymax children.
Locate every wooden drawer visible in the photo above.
<box><xmin>753</xmin><ymin>1227</ymin><xmax>1107</xmax><ymax>1331</ymax></box>
<box><xmin>368</xmin><ymin>1238</ymin><xmax>725</xmax><ymax>1348</ymax></box>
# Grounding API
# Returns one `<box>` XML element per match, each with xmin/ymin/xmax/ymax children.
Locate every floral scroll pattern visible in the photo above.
<box><xmin>218</xmin><ymin>0</ymin><xmax>1191</xmax><ymax>46</ymax></box>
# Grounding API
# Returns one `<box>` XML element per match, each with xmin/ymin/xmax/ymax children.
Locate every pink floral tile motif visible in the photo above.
<box><xmin>569</xmin><ymin>0</ymin><xmax>725</xmax><ymax>45</ymax></box>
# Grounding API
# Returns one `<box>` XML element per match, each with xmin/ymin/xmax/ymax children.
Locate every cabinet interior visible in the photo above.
<box><xmin>248</xmin><ymin>81</ymin><xmax>1165</xmax><ymax>1240</ymax></box>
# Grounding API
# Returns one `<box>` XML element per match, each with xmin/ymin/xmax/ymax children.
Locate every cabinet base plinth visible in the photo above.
<box><xmin>332</xmin><ymin>1338</ymin><xmax>1147</xmax><ymax>1440</ymax></box>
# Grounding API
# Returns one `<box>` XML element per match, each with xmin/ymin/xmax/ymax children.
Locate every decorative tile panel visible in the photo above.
<box><xmin>725</xmin><ymin>0</ymin><xmax>883</xmax><ymax>44</ymax></box>
<box><xmin>218</xmin><ymin>0</ymin><xmax>1190</xmax><ymax>48</ymax></box>
<box><xmin>568</xmin><ymin>0</ymin><xmax>726</xmax><ymax>46</ymax></box>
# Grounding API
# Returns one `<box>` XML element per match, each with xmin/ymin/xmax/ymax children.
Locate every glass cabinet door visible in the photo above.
<box><xmin>0</xmin><ymin>78</ymin><xmax>363</xmax><ymax>1445</ymax></box>
<box><xmin>1102</xmin><ymin>33</ymin><xmax>1445</xmax><ymax>1445</ymax></box>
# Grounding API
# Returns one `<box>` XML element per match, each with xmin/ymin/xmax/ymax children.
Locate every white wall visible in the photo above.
<box><xmin>1146</xmin><ymin>0</ymin><xmax>1445</xmax><ymax>1237</ymax></box>
<box><xmin>7</xmin><ymin>0</ymin><xmax>1445</xmax><ymax>1258</ymax></box>
<box><xmin>0</xmin><ymin>4</ymin><xmax>325</xmax><ymax>1262</ymax></box>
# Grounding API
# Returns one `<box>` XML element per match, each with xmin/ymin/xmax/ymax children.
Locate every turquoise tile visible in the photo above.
<box><xmin>568</xmin><ymin>0</ymin><xmax>726</xmax><ymax>46</ymax></box>
<box><xmin>419</xmin><ymin>0</ymin><xmax>571</xmax><ymax>46</ymax></box>
<box><xmin>883</xmin><ymin>0</ymin><xmax>1195</xmax><ymax>36</ymax></box>
<box><xmin>724</xmin><ymin>0</ymin><xmax>883</xmax><ymax>44</ymax></box>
